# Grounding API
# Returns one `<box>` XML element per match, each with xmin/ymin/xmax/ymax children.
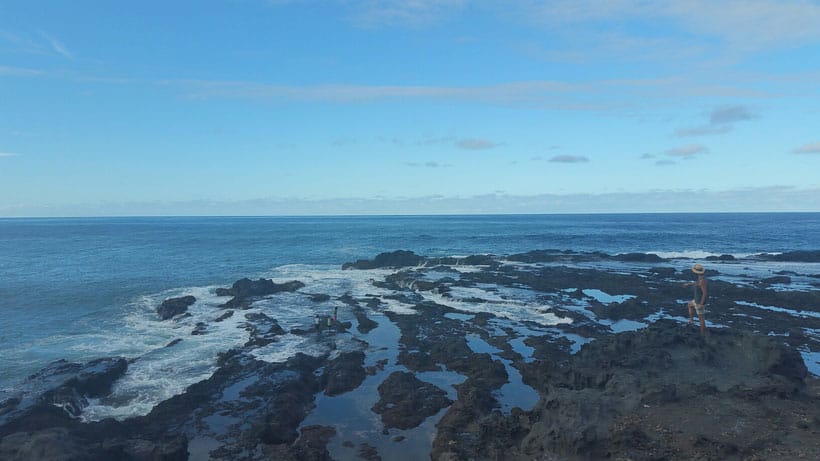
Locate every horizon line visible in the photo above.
<box><xmin>2</xmin><ymin>210</ymin><xmax>819</xmax><ymax>220</ymax></box>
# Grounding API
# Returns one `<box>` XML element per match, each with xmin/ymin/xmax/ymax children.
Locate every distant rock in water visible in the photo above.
<box><xmin>218</xmin><ymin>277</ymin><xmax>305</xmax><ymax>308</ymax></box>
<box><xmin>705</xmin><ymin>254</ymin><xmax>736</xmax><ymax>261</ymax></box>
<box><xmin>156</xmin><ymin>295</ymin><xmax>196</xmax><ymax>320</ymax></box>
<box><xmin>612</xmin><ymin>252</ymin><xmax>665</xmax><ymax>263</ymax></box>
<box><xmin>758</xmin><ymin>250</ymin><xmax>820</xmax><ymax>262</ymax></box>
<box><xmin>343</xmin><ymin>250</ymin><xmax>424</xmax><ymax>270</ymax></box>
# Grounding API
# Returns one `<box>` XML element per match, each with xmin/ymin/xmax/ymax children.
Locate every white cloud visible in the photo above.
<box><xmin>675</xmin><ymin>104</ymin><xmax>756</xmax><ymax>137</ymax></box>
<box><xmin>709</xmin><ymin>105</ymin><xmax>755</xmax><ymax>124</ymax></box>
<box><xmin>456</xmin><ymin>138</ymin><xmax>500</xmax><ymax>150</ymax></box>
<box><xmin>406</xmin><ymin>161</ymin><xmax>452</xmax><ymax>168</ymax></box>
<box><xmin>675</xmin><ymin>125</ymin><xmax>732</xmax><ymax>137</ymax></box>
<box><xmin>549</xmin><ymin>154</ymin><xmax>589</xmax><ymax>163</ymax></box>
<box><xmin>664</xmin><ymin>144</ymin><xmax>708</xmax><ymax>158</ymax></box>
<box><xmin>793</xmin><ymin>142</ymin><xmax>820</xmax><ymax>154</ymax></box>
<box><xmin>0</xmin><ymin>152</ymin><xmax>21</xmax><ymax>157</ymax></box>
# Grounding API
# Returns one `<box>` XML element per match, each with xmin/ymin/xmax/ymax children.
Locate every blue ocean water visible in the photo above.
<box><xmin>1</xmin><ymin>213</ymin><xmax>819</xmax><ymax>404</ymax></box>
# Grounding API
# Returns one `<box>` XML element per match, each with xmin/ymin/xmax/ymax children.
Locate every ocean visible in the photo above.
<box><xmin>2</xmin><ymin>213</ymin><xmax>819</xmax><ymax>421</ymax></box>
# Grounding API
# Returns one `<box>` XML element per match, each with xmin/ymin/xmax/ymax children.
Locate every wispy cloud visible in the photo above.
<box><xmin>0</xmin><ymin>152</ymin><xmax>22</xmax><ymax>157</ymax></box>
<box><xmin>655</xmin><ymin>159</ymin><xmax>676</xmax><ymax>166</ymax></box>
<box><xmin>331</xmin><ymin>136</ymin><xmax>356</xmax><ymax>147</ymax></box>
<box><xmin>406</xmin><ymin>161</ymin><xmax>451</xmax><ymax>168</ymax></box>
<box><xmin>39</xmin><ymin>30</ymin><xmax>73</xmax><ymax>59</ymax></box>
<box><xmin>549</xmin><ymin>154</ymin><xmax>589</xmax><ymax>163</ymax></box>
<box><xmin>793</xmin><ymin>142</ymin><xmax>820</xmax><ymax>154</ymax></box>
<box><xmin>0</xmin><ymin>65</ymin><xmax>44</xmax><ymax>77</ymax></box>
<box><xmin>676</xmin><ymin>104</ymin><xmax>756</xmax><ymax>137</ymax></box>
<box><xmin>639</xmin><ymin>153</ymin><xmax>656</xmax><ymax>159</ymax></box>
<box><xmin>675</xmin><ymin>125</ymin><xmax>732</xmax><ymax>137</ymax></box>
<box><xmin>456</xmin><ymin>138</ymin><xmax>500</xmax><ymax>150</ymax></box>
<box><xmin>173</xmin><ymin>77</ymin><xmax>765</xmax><ymax>109</ymax></box>
<box><xmin>664</xmin><ymin>144</ymin><xmax>708</xmax><ymax>158</ymax></box>
<box><xmin>1</xmin><ymin>29</ymin><xmax>72</xmax><ymax>59</ymax></box>
<box><xmin>709</xmin><ymin>105</ymin><xmax>755</xmax><ymax>124</ymax></box>
<box><xmin>514</xmin><ymin>0</ymin><xmax>820</xmax><ymax>53</ymax></box>
<box><xmin>348</xmin><ymin>0</ymin><xmax>468</xmax><ymax>28</ymax></box>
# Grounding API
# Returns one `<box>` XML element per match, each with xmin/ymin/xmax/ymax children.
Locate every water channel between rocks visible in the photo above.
<box><xmin>298</xmin><ymin>313</ymin><xmax>466</xmax><ymax>461</ymax></box>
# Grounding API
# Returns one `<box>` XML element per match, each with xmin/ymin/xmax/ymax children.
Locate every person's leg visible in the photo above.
<box><xmin>688</xmin><ymin>301</ymin><xmax>695</xmax><ymax>325</ymax></box>
<box><xmin>696</xmin><ymin>306</ymin><xmax>706</xmax><ymax>335</ymax></box>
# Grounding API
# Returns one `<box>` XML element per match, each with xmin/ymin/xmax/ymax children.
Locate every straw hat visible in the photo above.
<box><xmin>692</xmin><ymin>263</ymin><xmax>705</xmax><ymax>274</ymax></box>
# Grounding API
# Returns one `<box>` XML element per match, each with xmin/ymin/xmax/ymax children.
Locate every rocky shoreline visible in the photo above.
<box><xmin>2</xmin><ymin>250</ymin><xmax>819</xmax><ymax>460</ymax></box>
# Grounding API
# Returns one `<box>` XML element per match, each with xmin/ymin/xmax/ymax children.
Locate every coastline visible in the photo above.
<box><xmin>2</xmin><ymin>249</ymin><xmax>819</xmax><ymax>460</ymax></box>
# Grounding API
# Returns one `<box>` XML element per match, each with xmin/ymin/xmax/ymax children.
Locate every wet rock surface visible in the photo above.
<box><xmin>218</xmin><ymin>277</ymin><xmax>305</xmax><ymax>309</ymax></box>
<box><xmin>2</xmin><ymin>250</ymin><xmax>819</xmax><ymax>460</ymax></box>
<box><xmin>372</xmin><ymin>371</ymin><xmax>452</xmax><ymax>430</ymax></box>
<box><xmin>157</xmin><ymin>295</ymin><xmax>197</xmax><ymax>320</ymax></box>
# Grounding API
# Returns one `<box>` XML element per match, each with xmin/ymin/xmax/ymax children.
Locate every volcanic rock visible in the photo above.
<box><xmin>372</xmin><ymin>371</ymin><xmax>452</xmax><ymax>430</ymax></box>
<box><xmin>157</xmin><ymin>295</ymin><xmax>196</xmax><ymax>320</ymax></box>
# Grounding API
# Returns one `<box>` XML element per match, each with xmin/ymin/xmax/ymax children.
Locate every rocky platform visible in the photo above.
<box><xmin>1</xmin><ymin>250</ymin><xmax>819</xmax><ymax>460</ymax></box>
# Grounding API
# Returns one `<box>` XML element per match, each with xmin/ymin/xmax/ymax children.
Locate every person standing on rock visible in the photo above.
<box><xmin>683</xmin><ymin>263</ymin><xmax>708</xmax><ymax>335</ymax></box>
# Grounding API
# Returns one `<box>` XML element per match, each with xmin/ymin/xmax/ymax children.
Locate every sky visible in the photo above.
<box><xmin>1</xmin><ymin>0</ymin><xmax>819</xmax><ymax>216</ymax></box>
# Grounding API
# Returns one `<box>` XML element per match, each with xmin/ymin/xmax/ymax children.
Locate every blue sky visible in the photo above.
<box><xmin>1</xmin><ymin>0</ymin><xmax>819</xmax><ymax>216</ymax></box>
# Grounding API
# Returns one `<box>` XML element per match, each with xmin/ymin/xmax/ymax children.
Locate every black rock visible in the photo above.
<box><xmin>343</xmin><ymin>250</ymin><xmax>424</xmax><ymax>270</ymax></box>
<box><xmin>372</xmin><ymin>371</ymin><xmax>452</xmax><ymax>430</ymax></box>
<box><xmin>214</xmin><ymin>310</ymin><xmax>234</xmax><ymax>322</ymax></box>
<box><xmin>759</xmin><ymin>275</ymin><xmax>792</xmax><ymax>285</ymax></box>
<box><xmin>613</xmin><ymin>252</ymin><xmax>665</xmax><ymax>263</ymax></box>
<box><xmin>706</xmin><ymin>254</ymin><xmax>736</xmax><ymax>261</ymax></box>
<box><xmin>157</xmin><ymin>295</ymin><xmax>196</xmax><ymax>320</ymax></box>
<box><xmin>218</xmin><ymin>278</ymin><xmax>305</xmax><ymax>308</ymax></box>
<box><xmin>1</xmin><ymin>357</ymin><xmax>128</xmax><ymax>424</ymax></box>
<box><xmin>322</xmin><ymin>351</ymin><xmax>367</xmax><ymax>396</ymax></box>
<box><xmin>308</xmin><ymin>293</ymin><xmax>332</xmax><ymax>302</ymax></box>
<box><xmin>191</xmin><ymin>322</ymin><xmax>207</xmax><ymax>335</ymax></box>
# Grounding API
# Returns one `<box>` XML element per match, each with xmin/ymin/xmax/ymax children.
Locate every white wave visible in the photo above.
<box><xmin>736</xmin><ymin>301</ymin><xmax>820</xmax><ymax>319</ymax></box>
<box><xmin>379</xmin><ymin>298</ymin><xmax>418</xmax><ymax>315</ymax></box>
<box><xmin>421</xmin><ymin>290</ymin><xmax>572</xmax><ymax>326</ymax></box>
<box><xmin>646</xmin><ymin>250</ymin><xmax>758</xmax><ymax>260</ymax></box>
<box><xmin>82</xmin><ymin>290</ymin><xmax>252</xmax><ymax>421</ymax></box>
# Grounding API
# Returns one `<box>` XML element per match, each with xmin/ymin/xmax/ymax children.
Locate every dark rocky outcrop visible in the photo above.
<box><xmin>612</xmin><ymin>252</ymin><xmax>665</xmax><ymax>263</ymax></box>
<box><xmin>218</xmin><ymin>278</ymin><xmax>305</xmax><ymax>308</ymax></box>
<box><xmin>1</xmin><ymin>357</ymin><xmax>128</xmax><ymax>427</ymax></box>
<box><xmin>342</xmin><ymin>250</ymin><xmax>424</xmax><ymax>270</ymax></box>
<box><xmin>433</xmin><ymin>321</ymin><xmax>819</xmax><ymax>461</ymax></box>
<box><xmin>243</xmin><ymin>312</ymin><xmax>286</xmax><ymax>348</ymax></box>
<box><xmin>372</xmin><ymin>371</ymin><xmax>452</xmax><ymax>430</ymax></box>
<box><xmin>157</xmin><ymin>295</ymin><xmax>196</xmax><ymax>320</ymax></box>
<box><xmin>322</xmin><ymin>351</ymin><xmax>367</xmax><ymax>397</ymax></box>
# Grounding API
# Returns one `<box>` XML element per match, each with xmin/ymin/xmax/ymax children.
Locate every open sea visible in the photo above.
<box><xmin>2</xmin><ymin>213</ymin><xmax>819</xmax><ymax>422</ymax></box>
